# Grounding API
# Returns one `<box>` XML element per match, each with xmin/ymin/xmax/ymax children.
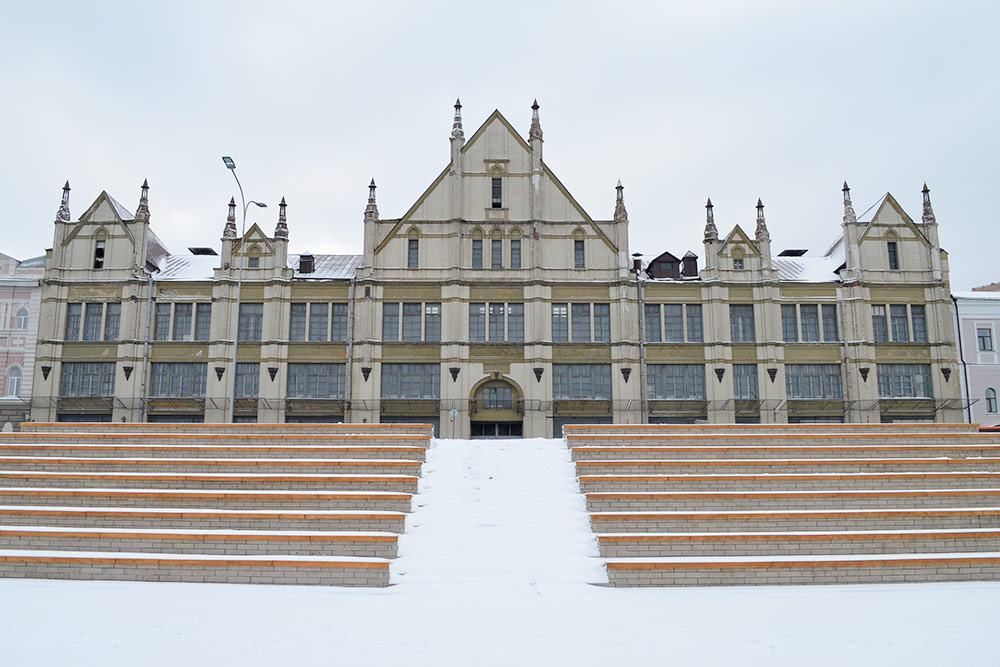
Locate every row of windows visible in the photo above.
<box><xmin>289</xmin><ymin>303</ymin><xmax>349</xmax><ymax>342</ymax></box>
<box><xmin>645</xmin><ymin>304</ymin><xmax>703</xmax><ymax>343</ymax></box>
<box><xmin>470</xmin><ymin>303</ymin><xmax>524</xmax><ymax>342</ymax></box>
<box><xmin>552</xmin><ymin>303</ymin><xmax>611</xmax><ymax>342</ymax></box>
<box><xmin>471</xmin><ymin>238</ymin><xmax>523</xmax><ymax>270</ymax></box>
<box><xmin>155</xmin><ymin>303</ymin><xmax>213</xmax><ymax>341</ymax></box>
<box><xmin>383</xmin><ymin>303</ymin><xmax>441</xmax><ymax>342</ymax></box>
<box><xmin>65</xmin><ymin>303</ymin><xmax>121</xmax><ymax>341</ymax></box>
<box><xmin>873</xmin><ymin>304</ymin><xmax>928</xmax><ymax>343</ymax></box>
<box><xmin>782</xmin><ymin>304</ymin><xmax>839</xmax><ymax>343</ymax></box>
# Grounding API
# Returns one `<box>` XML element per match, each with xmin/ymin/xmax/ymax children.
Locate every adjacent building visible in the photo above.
<box><xmin>0</xmin><ymin>252</ymin><xmax>44</xmax><ymax>426</ymax></box>
<box><xmin>953</xmin><ymin>289</ymin><xmax>1000</xmax><ymax>426</ymax></box>
<box><xmin>29</xmin><ymin>103</ymin><xmax>965</xmax><ymax>435</ymax></box>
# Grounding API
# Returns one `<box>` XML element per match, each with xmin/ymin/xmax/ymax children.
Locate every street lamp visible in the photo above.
<box><xmin>222</xmin><ymin>156</ymin><xmax>267</xmax><ymax>423</ymax></box>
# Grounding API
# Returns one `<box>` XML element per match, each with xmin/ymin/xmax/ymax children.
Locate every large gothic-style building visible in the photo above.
<box><xmin>29</xmin><ymin>102</ymin><xmax>964</xmax><ymax>436</ymax></box>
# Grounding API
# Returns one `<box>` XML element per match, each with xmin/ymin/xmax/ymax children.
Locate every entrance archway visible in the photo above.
<box><xmin>469</xmin><ymin>377</ymin><xmax>523</xmax><ymax>439</ymax></box>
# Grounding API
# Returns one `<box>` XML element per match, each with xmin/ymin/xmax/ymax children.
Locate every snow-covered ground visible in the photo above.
<box><xmin>2</xmin><ymin>438</ymin><xmax>998</xmax><ymax>665</ymax></box>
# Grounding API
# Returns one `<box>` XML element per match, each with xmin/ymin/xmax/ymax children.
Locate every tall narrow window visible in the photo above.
<box><xmin>800</xmin><ymin>305</ymin><xmax>820</xmax><ymax>342</ymax></box>
<box><xmin>491</xmin><ymin>239</ymin><xmax>503</xmax><ymax>269</ymax></box>
<box><xmin>6</xmin><ymin>367</ymin><xmax>22</xmax><ymax>397</ymax></box>
<box><xmin>781</xmin><ymin>305</ymin><xmax>799</xmax><ymax>342</ymax></box>
<box><xmin>172</xmin><ymin>303</ymin><xmax>192</xmax><ymax>341</ymax></box>
<box><xmin>472</xmin><ymin>239</ymin><xmax>483</xmax><ymax>269</ymax></box>
<box><xmin>237</xmin><ymin>303</ymin><xmax>263</xmax><ymax>342</ymax></box>
<box><xmin>407</xmin><ymin>238</ymin><xmax>419</xmax><ymax>269</ymax></box>
<box><xmin>382</xmin><ymin>303</ymin><xmax>399</xmax><ymax>342</ymax></box>
<box><xmin>290</xmin><ymin>303</ymin><xmax>307</xmax><ymax>341</ymax></box>
<box><xmin>83</xmin><ymin>303</ymin><xmax>103</xmax><ymax>341</ymax></box>
<box><xmin>424</xmin><ymin>304</ymin><xmax>441</xmax><ymax>342</ymax></box>
<box><xmin>65</xmin><ymin>303</ymin><xmax>82</xmax><ymax>341</ymax></box>
<box><xmin>331</xmin><ymin>304</ymin><xmax>349</xmax><ymax>342</ymax></box>
<box><xmin>194</xmin><ymin>303</ymin><xmax>212</xmax><ymax>341</ymax></box>
<box><xmin>571</xmin><ymin>303</ymin><xmax>591</xmax><ymax>342</ymax></box>
<box><xmin>887</xmin><ymin>241</ymin><xmax>899</xmax><ymax>270</ymax></box>
<box><xmin>910</xmin><ymin>305</ymin><xmax>927</xmax><ymax>343</ymax></box>
<box><xmin>872</xmin><ymin>305</ymin><xmax>888</xmax><ymax>342</ymax></box>
<box><xmin>686</xmin><ymin>304</ymin><xmax>703</xmax><ymax>342</ymax></box>
<box><xmin>153</xmin><ymin>303</ymin><xmax>171</xmax><ymax>341</ymax></box>
<box><xmin>593</xmin><ymin>304</ymin><xmax>611</xmax><ymax>342</ymax></box>
<box><xmin>15</xmin><ymin>308</ymin><xmax>28</xmax><ymax>330</ymax></box>
<box><xmin>663</xmin><ymin>305</ymin><xmax>683</xmax><ymax>342</ymax></box>
<box><xmin>469</xmin><ymin>303</ymin><xmax>486</xmax><ymax>342</ymax></box>
<box><xmin>574</xmin><ymin>239</ymin><xmax>585</xmax><ymax>269</ymax></box>
<box><xmin>491</xmin><ymin>178</ymin><xmax>502</xmax><ymax>208</ymax></box>
<box><xmin>822</xmin><ymin>305</ymin><xmax>839</xmax><ymax>342</ymax></box>
<box><xmin>551</xmin><ymin>304</ymin><xmax>569</xmax><ymax>342</ymax></box>
<box><xmin>309</xmin><ymin>303</ymin><xmax>329</xmax><ymax>342</ymax></box>
<box><xmin>890</xmin><ymin>304</ymin><xmax>909</xmax><ymax>342</ymax></box>
<box><xmin>733</xmin><ymin>364</ymin><xmax>759</xmax><ymax>400</ymax></box>
<box><xmin>402</xmin><ymin>303</ymin><xmax>422</xmax><ymax>341</ymax></box>
<box><xmin>234</xmin><ymin>363</ymin><xmax>259</xmax><ymax>398</ymax></box>
<box><xmin>93</xmin><ymin>238</ymin><xmax>106</xmax><ymax>269</ymax></box>
<box><xmin>510</xmin><ymin>239</ymin><xmax>521</xmax><ymax>269</ymax></box>
<box><xmin>730</xmin><ymin>304</ymin><xmax>755</xmax><ymax>343</ymax></box>
<box><xmin>507</xmin><ymin>304</ymin><xmax>524</xmax><ymax>342</ymax></box>
<box><xmin>104</xmin><ymin>303</ymin><xmax>121</xmax><ymax>341</ymax></box>
<box><xmin>489</xmin><ymin>303</ymin><xmax>505</xmax><ymax>341</ymax></box>
<box><xmin>644</xmin><ymin>304</ymin><xmax>661</xmax><ymax>342</ymax></box>
<box><xmin>987</xmin><ymin>388</ymin><xmax>998</xmax><ymax>413</ymax></box>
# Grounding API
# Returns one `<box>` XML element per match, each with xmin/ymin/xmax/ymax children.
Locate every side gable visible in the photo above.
<box><xmin>718</xmin><ymin>225</ymin><xmax>760</xmax><ymax>257</ymax></box>
<box><xmin>858</xmin><ymin>192</ymin><xmax>929</xmax><ymax>246</ymax></box>
<box><xmin>233</xmin><ymin>223</ymin><xmax>276</xmax><ymax>256</ymax></box>
<box><xmin>63</xmin><ymin>191</ymin><xmax>136</xmax><ymax>246</ymax></box>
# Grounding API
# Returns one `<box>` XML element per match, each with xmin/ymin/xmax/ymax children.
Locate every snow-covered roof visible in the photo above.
<box><xmin>290</xmin><ymin>254</ymin><xmax>362</xmax><ymax>279</ymax></box>
<box><xmin>154</xmin><ymin>253</ymin><xmax>363</xmax><ymax>281</ymax></box>
<box><xmin>155</xmin><ymin>254</ymin><xmax>220</xmax><ymax>281</ymax></box>
<box><xmin>146</xmin><ymin>228</ymin><xmax>169</xmax><ymax>271</ymax></box>
<box><xmin>106</xmin><ymin>194</ymin><xmax>136</xmax><ymax>222</ymax></box>
<box><xmin>771</xmin><ymin>236</ymin><xmax>846</xmax><ymax>283</ymax></box>
<box><xmin>18</xmin><ymin>256</ymin><xmax>46</xmax><ymax>268</ymax></box>
<box><xmin>953</xmin><ymin>290</ymin><xmax>1000</xmax><ymax>301</ymax></box>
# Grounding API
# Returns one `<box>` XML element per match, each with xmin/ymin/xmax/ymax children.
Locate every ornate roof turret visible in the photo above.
<box><xmin>529</xmin><ymin>99</ymin><xmax>543</xmax><ymax>142</ymax></box>
<box><xmin>364</xmin><ymin>179</ymin><xmax>379</xmax><ymax>222</ymax></box>
<box><xmin>274</xmin><ymin>197</ymin><xmax>288</xmax><ymax>239</ymax></box>
<box><xmin>56</xmin><ymin>181</ymin><xmax>71</xmax><ymax>223</ymax></box>
<box><xmin>135</xmin><ymin>179</ymin><xmax>150</xmax><ymax>223</ymax></box>
<box><xmin>922</xmin><ymin>183</ymin><xmax>936</xmax><ymax>224</ymax></box>
<box><xmin>755</xmin><ymin>198</ymin><xmax>769</xmax><ymax>243</ymax></box>
<box><xmin>223</xmin><ymin>197</ymin><xmax>237</xmax><ymax>238</ymax></box>
<box><xmin>451</xmin><ymin>99</ymin><xmax>465</xmax><ymax>142</ymax></box>
<box><xmin>703</xmin><ymin>198</ymin><xmax>718</xmax><ymax>243</ymax></box>
<box><xmin>614</xmin><ymin>179</ymin><xmax>628</xmax><ymax>223</ymax></box>
<box><xmin>842</xmin><ymin>181</ymin><xmax>856</xmax><ymax>222</ymax></box>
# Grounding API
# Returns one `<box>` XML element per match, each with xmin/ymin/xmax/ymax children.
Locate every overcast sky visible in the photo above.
<box><xmin>3</xmin><ymin>1</ymin><xmax>997</xmax><ymax>289</ymax></box>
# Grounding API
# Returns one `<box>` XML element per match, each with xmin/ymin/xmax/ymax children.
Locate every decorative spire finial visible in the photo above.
<box><xmin>274</xmin><ymin>197</ymin><xmax>288</xmax><ymax>239</ymax></box>
<box><xmin>755</xmin><ymin>198</ymin><xmax>769</xmax><ymax>242</ymax></box>
<box><xmin>135</xmin><ymin>179</ymin><xmax>150</xmax><ymax>222</ymax></box>
<box><xmin>224</xmin><ymin>197</ymin><xmax>237</xmax><ymax>238</ymax></box>
<box><xmin>921</xmin><ymin>183</ymin><xmax>936</xmax><ymax>223</ymax></box>
<box><xmin>704</xmin><ymin>198</ymin><xmax>718</xmax><ymax>243</ymax></box>
<box><xmin>451</xmin><ymin>99</ymin><xmax>464</xmax><ymax>142</ymax></box>
<box><xmin>614</xmin><ymin>180</ymin><xmax>628</xmax><ymax>223</ymax></box>
<box><xmin>56</xmin><ymin>180</ymin><xmax>71</xmax><ymax>222</ymax></box>
<box><xmin>529</xmin><ymin>99</ymin><xmax>543</xmax><ymax>142</ymax></box>
<box><xmin>842</xmin><ymin>181</ymin><xmax>856</xmax><ymax>222</ymax></box>
<box><xmin>364</xmin><ymin>179</ymin><xmax>379</xmax><ymax>222</ymax></box>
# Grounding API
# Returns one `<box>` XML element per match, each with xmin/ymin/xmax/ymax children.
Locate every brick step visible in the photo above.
<box><xmin>21</xmin><ymin>422</ymin><xmax>435</xmax><ymax>437</ymax></box>
<box><xmin>597</xmin><ymin>529</ymin><xmax>1000</xmax><ymax>558</ymax></box>
<box><xmin>576</xmin><ymin>458</ymin><xmax>1000</xmax><ymax>475</ymax></box>
<box><xmin>0</xmin><ymin>505</ymin><xmax>406</xmax><ymax>532</ymax></box>
<box><xmin>0</xmin><ymin>444</ymin><xmax>427</xmax><ymax>461</ymax></box>
<box><xmin>0</xmin><ymin>487</ymin><xmax>412</xmax><ymax>512</ymax></box>
<box><xmin>0</xmin><ymin>526</ymin><xmax>399</xmax><ymax>558</ymax></box>
<box><xmin>579</xmin><ymin>472</ymin><xmax>1000</xmax><ymax>493</ymax></box>
<box><xmin>0</xmin><ymin>471</ymin><xmax>418</xmax><ymax>493</ymax></box>
<box><xmin>0</xmin><ymin>549</ymin><xmax>390</xmax><ymax>586</ymax></box>
<box><xmin>571</xmin><ymin>445</ymin><xmax>1000</xmax><ymax>461</ymax></box>
<box><xmin>566</xmin><ymin>433</ymin><xmax>1000</xmax><ymax>447</ymax></box>
<box><xmin>564</xmin><ymin>424</ymin><xmax>979</xmax><ymax>436</ymax></box>
<box><xmin>0</xmin><ymin>457</ymin><xmax>424</xmax><ymax>476</ymax></box>
<box><xmin>1</xmin><ymin>433</ymin><xmax>431</xmax><ymax>448</ymax></box>
<box><xmin>603</xmin><ymin>552</ymin><xmax>1000</xmax><ymax>587</ymax></box>
<box><xmin>586</xmin><ymin>489</ymin><xmax>1000</xmax><ymax>512</ymax></box>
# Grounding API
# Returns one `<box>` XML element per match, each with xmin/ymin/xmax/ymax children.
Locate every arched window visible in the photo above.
<box><xmin>490</xmin><ymin>166</ymin><xmax>504</xmax><ymax>208</ymax></box>
<box><xmin>731</xmin><ymin>246</ymin><xmax>745</xmax><ymax>270</ymax></box>
<box><xmin>407</xmin><ymin>228</ymin><xmax>420</xmax><ymax>269</ymax></box>
<box><xmin>7</xmin><ymin>367</ymin><xmax>21</xmax><ymax>397</ymax></box>
<box><xmin>885</xmin><ymin>231</ymin><xmax>900</xmax><ymax>270</ymax></box>
<box><xmin>510</xmin><ymin>228</ymin><xmax>522</xmax><ymax>270</ymax></box>
<box><xmin>15</xmin><ymin>308</ymin><xmax>28</xmax><ymax>330</ymax></box>
<box><xmin>987</xmin><ymin>388</ymin><xmax>998</xmax><ymax>414</ymax></box>
<box><xmin>572</xmin><ymin>228</ymin><xmax>586</xmax><ymax>269</ymax></box>
<box><xmin>247</xmin><ymin>244</ymin><xmax>261</xmax><ymax>269</ymax></box>
<box><xmin>93</xmin><ymin>228</ymin><xmax>108</xmax><ymax>269</ymax></box>
<box><xmin>471</xmin><ymin>228</ymin><xmax>484</xmax><ymax>269</ymax></box>
<box><xmin>490</xmin><ymin>229</ymin><xmax>503</xmax><ymax>269</ymax></box>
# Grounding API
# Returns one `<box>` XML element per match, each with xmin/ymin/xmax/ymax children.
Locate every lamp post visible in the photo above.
<box><xmin>222</xmin><ymin>156</ymin><xmax>266</xmax><ymax>423</ymax></box>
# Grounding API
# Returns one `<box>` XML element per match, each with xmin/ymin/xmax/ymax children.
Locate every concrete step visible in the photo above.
<box><xmin>0</xmin><ymin>471</ymin><xmax>418</xmax><ymax>493</ymax></box>
<box><xmin>603</xmin><ymin>552</ymin><xmax>1000</xmax><ymax>587</ymax></box>
<box><xmin>566</xmin><ymin>433</ymin><xmax>1000</xmax><ymax>448</ymax></box>
<box><xmin>589</xmin><ymin>508</ymin><xmax>1000</xmax><ymax>533</ymax></box>
<box><xmin>0</xmin><ymin>457</ymin><xmax>424</xmax><ymax>476</ymax></box>
<box><xmin>575</xmin><ymin>458</ymin><xmax>1000</xmax><ymax>475</ymax></box>
<box><xmin>586</xmin><ymin>489</ymin><xmax>1000</xmax><ymax>512</ymax></box>
<box><xmin>1</xmin><ymin>432</ymin><xmax>431</xmax><ymax>448</ymax></box>
<box><xmin>0</xmin><ymin>505</ymin><xmax>406</xmax><ymax>532</ymax></box>
<box><xmin>20</xmin><ymin>422</ymin><xmax>435</xmax><ymax>437</ymax></box>
<box><xmin>578</xmin><ymin>472</ymin><xmax>1000</xmax><ymax>493</ymax></box>
<box><xmin>0</xmin><ymin>526</ymin><xmax>399</xmax><ymax>558</ymax></box>
<box><xmin>571</xmin><ymin>445</ymin><xmax>1000</xmax><ymax>461</ymax></box>
<box><xmin>0</xmin><ymin>444</ymin><xmax>427</xmax><ymax>461</ymax></box>
<box><xmin>0</xmin><ymin>487</ymin><xmax>412</xmax><ymax>512</ymax></box>
<box><xmin>564</xmin><ymin>423</ymin><xmax>979</xmax><ymax>436</ymax></box>
<box><xmin>0</xmin><ymin>549</ymin><xmax>391</xmax><ymax>586</ymax></box>
<box><xmin>597</xmin><ymin>529</ymin><xmax>1000</xmax><ymax>558</ymax></box>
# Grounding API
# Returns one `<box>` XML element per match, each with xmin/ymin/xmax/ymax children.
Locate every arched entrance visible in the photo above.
<box><xmin>469</xmin><ymin>378</ymin><xmax>523</xmax><ymax>439</ymax></box>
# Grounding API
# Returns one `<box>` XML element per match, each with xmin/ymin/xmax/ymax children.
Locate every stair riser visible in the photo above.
<box><xmin>21</xmin><ymin>423</ymin><xmax>434</xmax><ymax>437</ymax></box>
<box><xmin>3</xmin><ymin>435</ymin><xmax>429</xmax><ymax>447</ymax></box>
<box><xmin>587</xmin><ymin>494</ymin><xmax>1000</xmax><ymax>512</ymax></box>
<box><xmin>572</xmin><ymin>448</ymin><xmax>1000</xmax><ymax>460</ymax></box>
<box><xmin>0</xmin><ymin>513</ymin><xmax>405</xmax><ymax>533</ymax></box>
<box><xmin>569</xmin><ymin>436</ymin><xmax>1000</xmax><ymax>448</ymax></box>
<box><xmin>0</xmin><ymin>535</ymin><xmax>397</xmax><ymax>558</ymax></box>
<box><xmin>0</xmin><ymin>461</ymin><xmax>422</xmax><ymax>475</ymax></box>
<box><xmin>590</xmin><ymin>515</ymin><xmax>1000</xmax><ymax>533</ymax></box>
<box><xmin>576</xmin><ymin>462</ymin><xmax>1000</xmax><ymax>475</ymax></box>
<box><xmin>0</xmin><ymin>447</ymin><xmax>426</xmax><ymax>461</ymax></box>
<box><xmin>580</xmin><ymin>477</ymin><xmax>1000</xmax><ymax>493</ymax></box>
<box><xmin>566</xmin><ymin>425</ymin><xmax>978</xmax><ymax>435</ymax></box>
<box><xmin>0</xmin><ymin>492</ymin><xmax>411</xmax><ymax>512</ymax></box>
<box><xmin>0</xmin><ymin>476</ymin><xmax>417</xmax><ymax>493</ymax></box>
<box><xmin>599</xmin><ymin>536</ymin><xmax>1000</xmax><ymax>558</ymax></box>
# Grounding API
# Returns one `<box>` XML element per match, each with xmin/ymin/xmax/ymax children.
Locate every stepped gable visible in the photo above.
<box><xmin>0</xmin><ymin>422</ymin><xmax>432</xmax><ymax>586</ymax></box>
<box><xmin>565</xmin><ymin>423</ymin><xmax>1000</xmax><ymax>587</ymax></box>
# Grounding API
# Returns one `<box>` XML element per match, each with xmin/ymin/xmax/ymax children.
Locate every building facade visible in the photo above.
<box><xmin>953</xmin><ymin>290</ymin><xmax>1000</xmax><ymax>426</ymax></box>
<box><xmin>0</xmin><ymin>251</ymin><xmax>44</xmax><ymax>427</ymax></box>
<box><xmin>29</xmin><ymin>103</ymin><xmax>965</xmax><ymax>435</ymax></box>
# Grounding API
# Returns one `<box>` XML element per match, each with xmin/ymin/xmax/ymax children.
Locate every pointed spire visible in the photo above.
<box><xmin>135</xmin><ymin>179</ymin><xmax>150</xmax><ymax>222</ymax></box>
<box><xmin>364</xmin><ymin>179</ymin><xmax>379</xmax><ymax>222</ymax></box>
<box><xmin>755</xmin><ymin>198</ymin><xmax>769</xmax><ymax>242</ymax></box>
<box><xmin>704</xmin><ymin>198</ymin><xmax>718</xmax><ymax>243</ymax></box>
<box><xmin>529</xmin><ymin>99</ymin><xmax>543</xmax><ymax>142</ymax></box>
<box><xmin>614</xmin><ymin>180</ymin><xmax>628</xmax><ymax>223</ymax></box>
<box><xmin>921</xmin><ymin>183</ymin><xmax>936</xmax><ymax>224</ymax></box>
<box><xmin>223</xmin><ymin>197</ymin><xmax>237</xmax><ymax>238</ymax></box>
<box><xmin>842</xmin><ymin>181</ymin><xmax>856</xmax><ymax>222</ymax></box>
<box><xmin>55</xmin><ymin>180</ymin><xmax>71</xmax><ymax>223</ymax></box>
<box><xmin>451</xmin><ymin>98</ymin><xmax>465</xmax><ymax>142</ymax></box>
<box><xmin>274</xmin><ymin>197</ymin><xmax>288</xmax><ymax>239</ymax></box>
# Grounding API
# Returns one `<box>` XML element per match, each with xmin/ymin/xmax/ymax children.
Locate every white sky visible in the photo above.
<box><xmin>2</xmin><ymin>1</ymin><xmax>997</xmax><ymax>289</ymax></box>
